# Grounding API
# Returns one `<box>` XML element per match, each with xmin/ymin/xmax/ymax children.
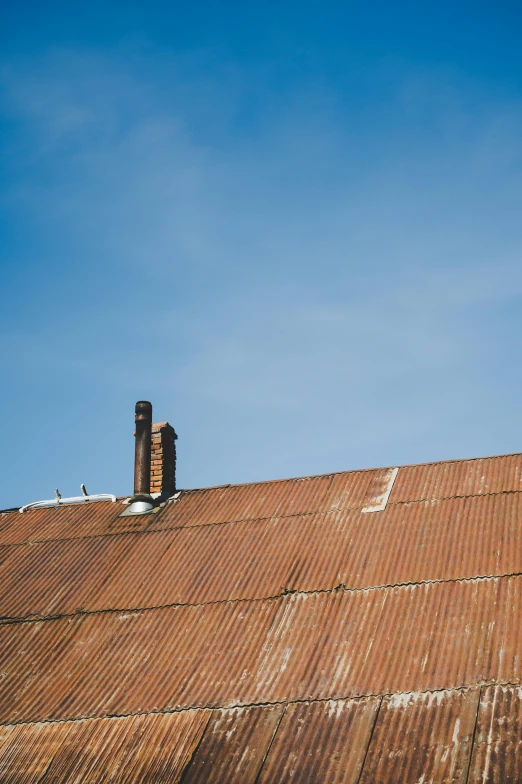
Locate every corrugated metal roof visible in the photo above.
<box><xmin>359</xmin><ymin>688</ymin><xmax>479</xmax><ymax>783</ymax></box>
<box><xmin>258</xmin><ymin>697</ymin><xmax>379</xmax><ymax>783</ymax></box>
<box><xmin>3</xmin><ymin>489</ymin><xmax>522</xmax><ymax>623</ymax></box>
<box><xmin>468</xmin><ymin>684</ymin><xmax>522</xmax><ymax>784</ymax></box>
<box><xmin>181</xmin><ymin>704</ymin><xmax>284</xmax><ymax>783</ymax></box>
<box><xmin>390</xmin><ymin>452</ymin><xmax>522</xmax><ymax>503</ymax></box>
<box><xmin>0</xmin><ymin>709</ymin><xmax>209</xmax><ymax>782</ymax></box>
<box><xmin>1</xmin><ymin>451</ymin><xmax>522</xmax><ymax>780</ymax></box>
<box><xmin>2</xmin><ymin>574</ymin><xmax>522</xmax><ymax>725</ymax></box>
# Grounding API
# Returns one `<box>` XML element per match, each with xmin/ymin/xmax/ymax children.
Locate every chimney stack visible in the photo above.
<box><xmin>127</xmin><ymin>401</ymin><xmax>154</xmax><ymax>514</ymax></box>
<box><xmin>134</xmin><ymin>401</ymin><xmax>153</xmax><ymax>497</ymax></box>
<box><xmin>150</xmin><ymin>422</ymin><xmax>177</xmax><ymax>496</ymax></box>
<box><xmin>126</xmin><ymin>402</ymin><xmax>177</xmax><ymax>516</ymax></box>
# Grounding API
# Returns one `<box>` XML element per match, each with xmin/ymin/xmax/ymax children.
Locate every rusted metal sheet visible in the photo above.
<box><xmin>337</xmin><ymin>491</ymin><xmax>522</xmax><ymax>590</ymax></box>
<box><xmin>182</xmin><ymin>704</ymin><xmax>284</xmax><ymax>783</ymax></box>
<box><xmin>468</xmin><ymin>685</ymin><xmax>522</xmax><ymax>783</ymax></box>
<box><xmin>157</xmin><ymin>470</ymin><xmax>376</xmax><ymax>529</ymax></box>
<box><xmin>359</xmin><ymin>688</ymin><xmax>479</xmax><ymax>783</ymax></box>
<box><xmin>0</xmin><ymin>534</ymin><xmax>136</xmax><ymax>621</ymax></box>
<box><xmin>390</xmin><ymin>453</ymin><xmax>522</xmax><ymax>504</ymax></box>
<box><xmin>0</xmin><ymin>501</ymin><xmax>124</xmax><ymax>547</ymax></box>
<box><xmin>1</xmin><ymin>575</ymin><xmax>521</xmax><ymax>725</ymax></box>
<box><xmin>0</xmin><ymin>509</ymin><xmax>357</xmax><ymax>621</ymax></box>
<box><xmin>3</xmin><ymin>489</ymin><xmax>522</xmax><ymax>623</ymax></box>
<box><xmin>0</xmin><ymin>709</ymin><xmax>209</xmax><ymax>782</ymax></box>
<box><xmin>258</xmin><ymin>697</ymin><xmax>379</xmax><ymax>783</ymax></box>
<box><xmin>5</xmin><ymin>485</ymin><xmax>522</xmax><ymax>624</ymax></box>
<box><xmin>0</xmin><ymin>469</ymin><xmax>375</xmax><ymax>548</ymax></box>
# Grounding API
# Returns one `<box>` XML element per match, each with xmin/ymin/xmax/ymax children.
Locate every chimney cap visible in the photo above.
<box><xmin>135</xmin><ymin>401</ymin><xmax>152</xmax><ymax>416</ymax></box>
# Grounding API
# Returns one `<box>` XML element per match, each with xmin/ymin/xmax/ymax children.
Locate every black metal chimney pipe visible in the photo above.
<box><xmin>134</xmin><ymin>401</ymin><xmax>152</xmax><ymax>496</ymax></box>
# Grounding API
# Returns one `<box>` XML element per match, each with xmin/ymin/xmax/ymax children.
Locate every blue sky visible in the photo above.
<box><xmin>2</xmin><ymin>1</ymin><xmax>522</xmax><ymax>508</ymax></box>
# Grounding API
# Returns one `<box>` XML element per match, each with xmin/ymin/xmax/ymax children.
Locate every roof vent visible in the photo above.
<box><xmin>125</xmin><ymin>401</ymin><xmax>155</xmax><ymax>515</ymax></box>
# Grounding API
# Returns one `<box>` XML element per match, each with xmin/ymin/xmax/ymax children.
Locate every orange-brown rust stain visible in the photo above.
<box><xmin>1</xmin><ymin>576</ymin><xmax>521</xmax><ymax>725</ymax></box>
<box><xmin>157</xmin><ymin>470</ymin><xmax>376</xmax><ymax>530</ymax></box>
<box><xmin>0</xmin><ymin>502</ymin><xmax>124</xmax><ymax>546</ymax></box>
<box><xmin>180</xmin><ymin>704</ymin><xmax>284</xmax><ymax>783</ymax></box>
<box><xmin>0</xmin><ymin>710</ymin><xmax>210</xmax><ymax>783</ymax></box>
<box><xmin>5</xmin><ymin>488</ymin><xmax>522</xmax><ymax>624</ymax></box>
<box><xmin>257</xmin><ymin>697</ymin><xmax>379</xmax><ymax>783</ymax></box>
<box><xmin>359</xmin><ymin>688</ymin><xmax>479</xmax><ymax>784</ymax></box>
<box><xmin>390</xmin><ymin>453</ymin><xmax>522</xmax><ymax>504</ymax></box>
<box><xmin>468</xmin><ymin>685</ymin><xmax>522</xmax><ymax>784</ymax></box>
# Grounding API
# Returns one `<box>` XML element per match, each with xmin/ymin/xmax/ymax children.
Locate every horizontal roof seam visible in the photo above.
<box><xmin>2</xmin><ymin>486</ymin><xmax>522</xmax><ymax>551</ymax></box>
<box><xmin>0</xmin><ymin>679</ymin><xmax>517</xmax><ymax>731</ymax></box>
<box><xmin>2</xmin><ymin>569</ymin><xmax>521</xmax><ymax>628</ymax></box>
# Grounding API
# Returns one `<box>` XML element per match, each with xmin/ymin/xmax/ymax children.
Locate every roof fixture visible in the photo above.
<box><xmin>125</xmin><ymin>400</ymin><xmax>155</xmax><ymax>515</ymax></box>
<box><xmin>361</xmin><ymin>467</ymin><xmax>399</xmax><ymax>513</ymax></box>
<box><xmin>19</xmin><ymin>486</ymin><xmax>117</xmax><ymax>513</ymax></box>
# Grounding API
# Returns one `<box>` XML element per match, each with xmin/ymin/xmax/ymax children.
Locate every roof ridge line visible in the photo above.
<box><xmin>2</xmin><ymin>486</ymin><xmax>522</xmax><ymax>550</ymax></box>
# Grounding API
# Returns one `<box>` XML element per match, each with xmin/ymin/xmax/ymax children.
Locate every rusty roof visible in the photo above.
<box><xmin>1</xmin><ymin>452</ymin><xmax>522</xmax><ymax>781</ymax></box>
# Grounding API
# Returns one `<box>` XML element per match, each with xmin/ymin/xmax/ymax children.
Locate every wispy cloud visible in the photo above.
<box><xmin>2</xmin><ymin>46</ymin><xmax>522</xmax><ymax>504</ymax></box>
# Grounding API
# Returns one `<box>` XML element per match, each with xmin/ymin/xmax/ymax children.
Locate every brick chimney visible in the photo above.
<box><xmin>150</xmin><ymin>422</ymin><xmax>177</xmax><ymax>497</ymax></box>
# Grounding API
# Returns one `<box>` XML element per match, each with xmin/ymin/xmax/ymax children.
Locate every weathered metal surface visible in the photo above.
<box><xmin>359</xmin><ymin>688</ymin><xmax>479</xmax><ymax>783</ymax></box>
<box><xmin>156</xmin><ymin>469</ymin><xmax>376</xmax><ymax>529</ymax></box>
<box><xmin>0</xmin><ymin>534</ymin><xmax>135</xmax><ymax>620</ymax></box>
<box><xmin>181</xmin><ymin>704</ymin><xmax>284</xmax><ymax>783</ymax></box>
<box><xmin>1</xmin><ymin>575</ymin><xmax>521</xmax><ymax>725</ymax></box>
<box><xmin>1</xmin><ymin>453</ymin><xmax>521</xmax><ymax>549</ymax></box>
<box><xmin>390</xmin><ymin>452</ymin><xmax>522</xmax><ymax>504</ymax></box>
<box><xmin>1</xmin><ymin>451</ymin><xmax>522</xmax><ymax>778</ymax></box>
<box><xmin>468</xmin><ymin>685</ymin><xmax>522</xmax><ymax>783</ymax></box>
<box><xmin>0</xmin><ymin>510</ymin><xmax>356</xmax><ymax>620</ymax></box>
<box><xmin>0</xmin><ymin>709</ymin><xmax>209</xmax><ymax>782</ymax></box>
<box><xmin>134</xmin><ymin>401</ymin><xmax>152</xmax><ymax>497</ymax></box>
<box><xmin>0</xmin><ymin>501</ymin><xmax>124</xmax><ymax>546</ymax></box>
<box><xmin>3</xmin><ymin>489</ymin><xmax>522</xmax><ymax>623</ymax></box>
<box><xmin>336</xmin><ymin>491</ymin><xmax>522</xmax><ymax>590</ymax></box>
<box><xmin>258</xmin><ymin>697</ymin><xmax>379</xmax><ymax>783</ymax></box>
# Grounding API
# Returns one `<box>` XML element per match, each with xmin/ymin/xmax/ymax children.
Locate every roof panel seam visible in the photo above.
<box><xmin>0</xmin><ymin>680</ymin><xmax>517</xmax><ymax>731</ymax></box>
<box><xmin>2</xmin><ymin>569</ymin><xmax>522</xmax><ymax>627</ymax></box>
<box><xmin>2</xmin><ymin>486</ymin><xmax>522</xmax><ymax>550</ymax></box>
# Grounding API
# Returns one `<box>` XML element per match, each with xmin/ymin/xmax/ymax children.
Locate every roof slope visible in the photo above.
<box><xmin>1</xmin><ymin>453</ymin><xmax>522</xmax><ymax>781</ymax></box>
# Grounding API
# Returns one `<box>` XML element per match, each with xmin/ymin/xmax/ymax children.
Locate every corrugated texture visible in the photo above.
<box><xmin>335</xmin><ymin>491</ymin><xmax>522</xmax><ymax>590</ymax></box>
<box><xmin>390</xmin><ymin>453</ymin><xmax>522</xmax><ymax>504</ymax></box>
<box><xmin>156</xmin><ymin>470</ymin><xmax>376</xmax><ymax>529</ymax></box>
<box><xmin>0</xmin><ymin>502</ymin><xmax>126</xmax><ymax>547</ymax></box>
<box><xmin>3</xmin><ymin>453</ymin><xmax>521</xmax><ymax>550</ymax></box>
<box><xmin>0</xmin><ymin>509</ymin><xmax>355</xmax><ymax>620</ymax></box>
<box><xmin>6</xmin><ymin>489</ymin><xmax>522</xmax><ymax>622</ymax></box>
<box><xmin>2</xmin><ymin>451</ymin><xmax>522</xmax><ymax>779</ymax></box>
<box><xmin>0</xmin><ymin>470</ymin><xmax>375</xmax><ymax>548</ymax></box>
<box><xmin>2</xmin><ymin>575</ymin><xmax>522</xmax><ymax>724</ymax></box>
<box><xmin>0</xmin><ymin>709</ymin><xmax>209</xmax><ymax>783</ymax></box>
<box><xmin>258</xmin><ymin>697</ymin><xmax>379</xmax><ymax>783</ymax></box>
<box><xmin>0</xmin><ymin>534</ymin><xmax>136</xmax><ymax>620</ymax></box>
<box><xmin>181</xmin><ymin>704</ymin><xmax>284</xmax><ymax>783</ymax></box>
<box><xmin>359</xmin><ymin>688</ymin><xmax>479</xmax><ymax>783</ymax></box>
<box><xmin>468</xmin><ymin>685</ymin><xmax>522</xmax><ymax>784</ymax></box>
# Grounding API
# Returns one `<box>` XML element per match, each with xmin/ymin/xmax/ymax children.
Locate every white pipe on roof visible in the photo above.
<box><xmin>19</xmin><ymin>487</ymin><xmax>117</xmax><ymax>513</ymax></box>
